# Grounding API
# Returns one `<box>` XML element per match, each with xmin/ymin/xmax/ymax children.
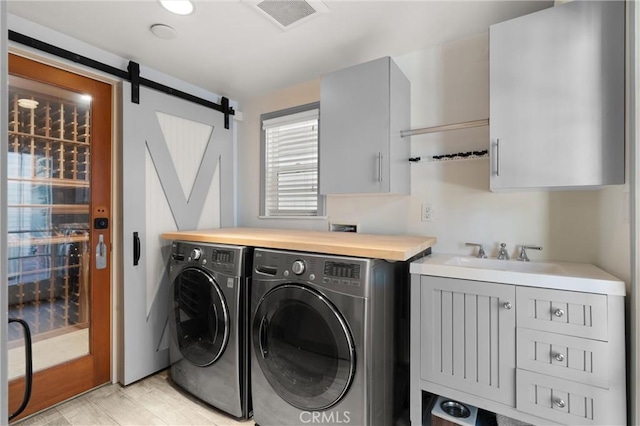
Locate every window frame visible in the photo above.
<box><xmin>259</xmin><ymin>102</ymin><xmax>325</xmax><ymax>218</ymax></box>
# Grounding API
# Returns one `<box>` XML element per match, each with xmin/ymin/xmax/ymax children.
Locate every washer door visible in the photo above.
<box><xmin>253</xmin><ymin>284</ymin><xmax>355</xmax><ymax>411</ymax></box>
<box><xmin>170</xmin><ymin>267</ymin><xmax>229</xmax><ymax>367</ymax></box>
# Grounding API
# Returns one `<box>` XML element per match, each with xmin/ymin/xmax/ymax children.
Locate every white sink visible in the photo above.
<box><xmin>444</xmin><ymin>256</ymin><xmax>565</xmax><ymax>275</ymax></box>
<box><xmin>410</xmin><ymin>254</ymin><xmax>625</xmax><ymax>295</ymax></box>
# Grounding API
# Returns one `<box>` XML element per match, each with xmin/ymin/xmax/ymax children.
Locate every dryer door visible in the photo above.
<box><xmin>253</xmin><ymin>284</ymin><xmax>355</xmax><ymax>411</ymax></box>
<box><xmin>169</xmin><ymin>267</ymin><xmax>229</xmax><ymax>367</ymax></box>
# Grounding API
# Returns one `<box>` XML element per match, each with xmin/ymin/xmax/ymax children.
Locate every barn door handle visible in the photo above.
<box><xmin>133</xmin><ymin>232</ymin><xmax>141</xmax><ymax>266</ymax></box>
<box><xmin>8</xmin><ymin>318</ymin><xmax>32</xmax><ymax>421</ymax></box>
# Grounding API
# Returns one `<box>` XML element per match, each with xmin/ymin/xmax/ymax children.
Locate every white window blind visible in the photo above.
<box><xmin>263</xmin><ymin>108</ymin><xmax>319</xmax><ymax>217</ymax></box>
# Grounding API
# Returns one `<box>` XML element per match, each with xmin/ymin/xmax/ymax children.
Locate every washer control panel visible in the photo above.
<box><xmin>170</xmin><ymin>241</ymin><xmax>248</xmax><ymax>276</ymax></box>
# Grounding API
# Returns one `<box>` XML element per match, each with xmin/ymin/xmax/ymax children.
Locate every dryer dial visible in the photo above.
<box><xmin>191</xmin><ymin>248</ymin><xmax>202</xmax><ymax>260</ymax></box>
<box><xmin>292</xmin><ymin>260</ymin><xmax>306</xmax><ymax>275</ymax></box>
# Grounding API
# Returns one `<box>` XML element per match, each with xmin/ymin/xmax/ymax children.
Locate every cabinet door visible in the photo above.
<box><xmin>489</xmin><ymin>1</ymin><xmax>624</xmax><ymax>190</ymax></box>
<box><xmin>320</xmin><ymin>57</ymin><xmax>391</xmax><ymax>194</ymax></box>
<box><xmin>420</xmin><ymin>276</ymin><xmax>516</xmax><ymax>406</ymax></box>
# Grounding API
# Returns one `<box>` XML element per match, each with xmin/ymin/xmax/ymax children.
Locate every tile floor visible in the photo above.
<box><xmin>13</xmin><ymin>369</ymin><xmax>256</xmax><ymax>426</ymax></box>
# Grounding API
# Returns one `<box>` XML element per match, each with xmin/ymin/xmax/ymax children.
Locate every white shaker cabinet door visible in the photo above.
<box><xmin>419</xmin><ymin>276</ymin><xmax>516</xmax><ymax>406</ymax></box>
<box><xmin>489</xmin><ymin>1</ymin><xmax>624</xmax><ymax>190</ymax></box>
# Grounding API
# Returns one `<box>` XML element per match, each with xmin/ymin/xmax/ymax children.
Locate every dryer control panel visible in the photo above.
<box><xmin>253</xmin><ymin>249</ymin><xmax>374</xmax><ymax>298</ymax></box>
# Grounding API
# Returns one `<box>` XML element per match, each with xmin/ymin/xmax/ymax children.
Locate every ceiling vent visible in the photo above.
<box><xmin>248</xmin><ymin>0</ymin><xmax>329</xmax><ymax>30</ymax></box>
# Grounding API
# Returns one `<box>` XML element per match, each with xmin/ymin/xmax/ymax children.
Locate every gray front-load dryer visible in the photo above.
<box><xmin>251</xmin><ymin>248</ymin><xmax>402</xmax><ymax>426</ymax></box>
<box><xmin>168</xmin><ymin>241</ymin><xmax>252</xmax><ymax>419</ymax></box>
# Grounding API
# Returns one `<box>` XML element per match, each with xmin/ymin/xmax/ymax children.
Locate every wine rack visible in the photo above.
<box><xmin>7</xmin><ymin>85</ymin><xmax>92</xmax><ymax>341</ymax></box>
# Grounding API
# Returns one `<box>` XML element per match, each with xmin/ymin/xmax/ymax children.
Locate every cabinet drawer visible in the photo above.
<box><xmin>516</xmin><ymin>287</ymin><xmax>607</xmax><ymax>340</ymax></box>
<box><xmin>516</xmin><ymin>370</ymin><xmax>625</xmax><ymax>425</ymax></box>
<box><xmin>517</xmin><ymin>328</ymin><xmax>610</xmax><ymax>389</ymax></box>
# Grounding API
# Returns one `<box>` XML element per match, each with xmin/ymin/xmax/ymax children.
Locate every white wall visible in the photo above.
<box><xmin>238</xmin><ymin>33</ymin><xmax>607</xmax><ymax>265</ymax></box>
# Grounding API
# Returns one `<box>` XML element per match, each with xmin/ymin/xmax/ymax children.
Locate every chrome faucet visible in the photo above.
<box><xmin>497</xmin><ymin>243</ymin><xmax>509</xmax><ymax>260</ymax></box>
<box><xmin>465</xmin><ymin>242</ymin><xmax>487</xmax><ymax>258</ymax></box>
<box><xmin>518</xmin><ymin>245</ymin><xmax>542</xmax><ymax>262</ymax></box>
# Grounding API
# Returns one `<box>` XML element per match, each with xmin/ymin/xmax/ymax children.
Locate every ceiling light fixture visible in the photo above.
<box><xmin>150</xmin><ymin>23</ymin><xmax>178</xmax><ymax>39</ymax></box>
<box><xmin>159</xmin><ymin>0</ymin><xmax>194</xmax><ymax>15</ymax></box>
<box><xmin>17</xmin><ymin>99</ymin><xmax>39</xmax><ymax>109</ymax></box>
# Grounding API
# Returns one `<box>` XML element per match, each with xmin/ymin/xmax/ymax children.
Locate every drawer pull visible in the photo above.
<box><xmin>554</xmin><ymin>308</ymin><xmax>565</xmax><ymax>317</ymax></box>
<box><xmin>503</xmin><ymin>302</ymin><xmax>512</xmax><ymax>310</ymax></box>
<box><xmin>554</xmin><ymin>352</ymin><xmax>565</xmax><ymax>362</ymax></box>
<box><xmin>555</xmin><ymin>398</ymin><xmax>566</xmax><ymax>408</ymax></box>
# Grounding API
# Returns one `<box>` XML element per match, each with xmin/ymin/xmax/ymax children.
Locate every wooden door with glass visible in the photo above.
<box><xmin>6</xmin><ymin>54</ymin><xmax>111</xmax><ymax>421</ymax></box>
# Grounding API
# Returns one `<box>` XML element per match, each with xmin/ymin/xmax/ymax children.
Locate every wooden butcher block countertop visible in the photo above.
<box><xmin>161</xmin><ymin>227</ymin><xmax>436</xmax><ymax>261</ymax></box>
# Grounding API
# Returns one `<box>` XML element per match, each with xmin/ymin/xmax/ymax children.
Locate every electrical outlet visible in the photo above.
<box><xmin>421</xmin><ymin>203</ymin><xmax>434</xmax><ymax>222</ymax></box>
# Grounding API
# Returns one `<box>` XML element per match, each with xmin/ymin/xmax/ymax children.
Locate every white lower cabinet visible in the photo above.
<box><xmin>410</xmin><ymin>275</ymin><xmax>626</xmax><ymax>425</ymax></box>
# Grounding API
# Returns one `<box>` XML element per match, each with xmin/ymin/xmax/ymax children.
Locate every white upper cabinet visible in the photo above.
<box><xmin>319</xmin><ymin>56</ymin><xmax>410</xmax><ymax>195</ymax></box>
<box><xmin>489</xmin><ymin>1</ymin><xmax>624</xmax><ymax>191</ymax></box>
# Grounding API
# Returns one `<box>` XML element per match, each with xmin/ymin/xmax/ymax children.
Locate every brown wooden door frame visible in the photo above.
<box><xmin>7</xmin><ymin>53</ymin><xmax>112</xmax><ymax>421</ymax></box>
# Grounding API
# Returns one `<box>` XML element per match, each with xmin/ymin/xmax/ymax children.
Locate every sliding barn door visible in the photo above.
<box><xmin>120</xmin><ymin>84</ymin><xmax>234</xmax><ymax>384</ymax></box>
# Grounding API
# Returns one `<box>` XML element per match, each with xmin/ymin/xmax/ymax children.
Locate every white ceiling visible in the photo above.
<box><xmin>7</xmin><ymin>1</ymin><xmax>553</xmax><ymax>102</ymax></box>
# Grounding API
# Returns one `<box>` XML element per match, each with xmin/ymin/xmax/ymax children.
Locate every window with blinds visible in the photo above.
<box><xmin>261</xmin><ymin>104</ymin><xmax>323</xmax><ymax>217</ymax></box>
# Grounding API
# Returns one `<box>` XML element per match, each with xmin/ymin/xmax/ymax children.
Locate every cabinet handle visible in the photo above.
<box><xmin>555</xmin><ymin>399</ymin><xmax>566</xmax><ymax>408</ymax></box>
<box><xmin>554</xmin><ymin>352</ymin><xmax>565</xmax><ymax>362</ymax></box>
<box><xmin>554</xmin><ymin>308</ymin><xmax>565</xmax><ymax>318</ymax></box>
<box><xmin>496</xmin><ymin>138</ymin><xmax>500</xmax><ymax>177</ymax></box>
<box><xmin>503</xmin><ymin>302</ymin><xmax>512</xmax><ymax>310</ymax></box>
<box><xmin>377</xmin><ymin>152</ymin><xmax>383</xmax><ymax>183</ymax></box>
